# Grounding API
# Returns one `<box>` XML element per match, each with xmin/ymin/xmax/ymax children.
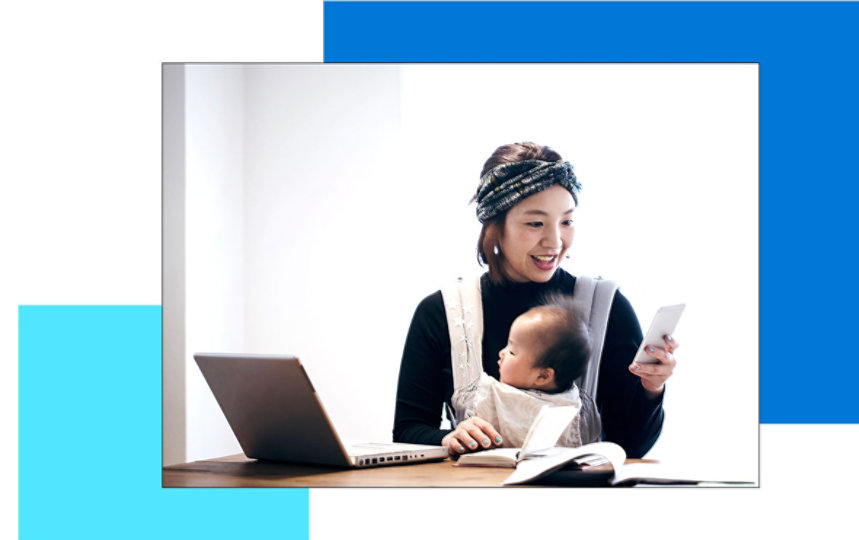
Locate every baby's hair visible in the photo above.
<box><xmin>528</xmin><ymin>292</ymin><xmax>592</xmax><ymax>393</ymax></box>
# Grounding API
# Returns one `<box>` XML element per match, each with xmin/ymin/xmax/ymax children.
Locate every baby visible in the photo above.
<box><xmin>453</xmin><ymin>293</ymin><xmax>594</xmax><ymax>448</ymax></box>
<box><xmin>497</xmin><ymin>293</ymin><xmax>591</xmax><ymax>395</ymax></box>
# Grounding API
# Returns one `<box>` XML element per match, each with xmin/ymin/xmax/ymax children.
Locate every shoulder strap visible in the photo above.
<box><xmin>572</xmin><ymin>276</ymin><xmax>618</xmax><ymax>401</ymax></box>
<box><xmin>441</xmin><ymin>277</ymin><xmax>484</xmax><ymax>391</ymax></box>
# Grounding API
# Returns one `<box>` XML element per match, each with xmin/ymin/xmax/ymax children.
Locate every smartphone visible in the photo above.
<box><xmin>632</xmin><ymin>303</ymin><xmax>685</xmax><ymax>364</ymax></box>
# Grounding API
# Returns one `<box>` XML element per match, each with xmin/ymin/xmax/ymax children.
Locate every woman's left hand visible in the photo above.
<box><xmin>628</xmin><ymin>335</ymin><xmax>678</xmax><ymax>398</ymax></box>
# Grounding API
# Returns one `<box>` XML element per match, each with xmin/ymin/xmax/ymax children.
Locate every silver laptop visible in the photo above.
<box><xmin>193</xmin><ymin>353</ymin><xmax>448</xmax><ymax>468</ymax></box>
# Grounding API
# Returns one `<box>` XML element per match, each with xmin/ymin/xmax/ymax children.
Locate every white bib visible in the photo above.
<box><xmin>453</xmin><ymin>372</ymin><xmax>582</xmax><ymax>448</ymax></box>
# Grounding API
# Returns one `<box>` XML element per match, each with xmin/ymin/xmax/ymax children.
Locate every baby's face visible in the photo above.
<box><xmin>497</xmin><ymin>312</ymin><xmax>549</xmax><ymax>390</ymax></box>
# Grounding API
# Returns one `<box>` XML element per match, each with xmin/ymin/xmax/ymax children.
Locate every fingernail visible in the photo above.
<box><xmin>469</xmin><ymin>441</ymin><xmax>477</xmax><ymax>448</ymax></box>
<box><xmin>495</xmin><ymin>436</ymin><xmax>502</xmax><ymax>444</ymax></box>
<box><xmin>667</xmin><ymin>336</ymin><xmax>673</xmax><ymax>342</ymax></box>
<box><xmin>458</xmin><ymin>446</ymin><xmax>465</xmax><ymax>453</ymax></box>
<box><xmin>482</xmin><ymin>439</ymin><xmax>489</xmax><ymax>447</ymax></box>
<box><xmin>636</xmin><ymin>364</ymin><xmax>641</xmax><ymax>371</ymax></box>
<box><xmin>649</xmin><ymin>347</ymin><xmax>655</xmax><ymax>353</ymax></box>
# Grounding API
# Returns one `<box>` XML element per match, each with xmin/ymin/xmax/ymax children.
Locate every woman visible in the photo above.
<box><xmin>393</xmin><ymin>142</ymin><xmax>677</xmax><ymax>458</ymax></box>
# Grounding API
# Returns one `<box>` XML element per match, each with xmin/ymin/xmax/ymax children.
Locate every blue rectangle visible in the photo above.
<box><xmin>323</xmin><ymin>1</ymin><xmax>859</xmax><ymax>423</ymax></box>
<box><xmin>19</xmin><ymin>306</ymin><xmax>308</xmax><ymax>539</ymax></box>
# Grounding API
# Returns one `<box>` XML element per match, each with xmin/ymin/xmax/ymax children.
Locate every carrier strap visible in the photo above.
<box><xmin>441</xmin><ymin>277</ymin><xmax>484</xmax><ymax>392</ymax></box>
<box><xmin>571</xmin><ymin>276</ymin><xmax>618</xmax><ymax>402</ymax></box>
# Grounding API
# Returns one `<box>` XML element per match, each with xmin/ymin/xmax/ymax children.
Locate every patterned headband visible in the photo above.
<box><xmin>474</xmin><ymin>160</ymin><xmax>581</xmax><ymax>223</ymax></box>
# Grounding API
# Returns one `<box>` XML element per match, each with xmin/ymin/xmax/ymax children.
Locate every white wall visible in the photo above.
<box><xmin>167</xmin><ymin>64</ymin><xmax>758</xmax><ymax>479</ymax></box>
<box><xmin>183</xmin><ymin>65</ymin><xmax>246</xmax><ymax>462</ymax></box>
<box><xmin>241</xmin><ymin>65</ymin><xmax>407</xmax><ymax>442</ymax></box>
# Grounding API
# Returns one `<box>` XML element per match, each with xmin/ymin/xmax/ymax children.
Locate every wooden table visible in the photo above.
<box><xmin>164</xmin><ymin>454</ymin><xmax>533</xmax><ymax>487</ymax></box>
<box><xmin>164</xmin><ymin>454</ymin><xmax>744</xmax><ymax>488</ymax></box>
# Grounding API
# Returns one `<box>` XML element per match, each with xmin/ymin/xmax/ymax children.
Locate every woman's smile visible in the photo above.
<box><xmin>531</xmin><ymin>254</ymin><xmax>559</xmax><ymax>271</ymax></box>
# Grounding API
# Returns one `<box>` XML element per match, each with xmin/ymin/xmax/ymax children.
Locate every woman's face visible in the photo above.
<box><xmin>499</xmin><ymin>185</ymin><xmax>576</xmax><ymax>283</ymax></box>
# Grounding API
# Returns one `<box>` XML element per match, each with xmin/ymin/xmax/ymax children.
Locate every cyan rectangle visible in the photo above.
<box><xmin>323</xmin><ymin>1</ymin><xmax>859</xmax><ymax>423</ymax></box>
<box><xmin>19</xmin><ymin>306</ymin><xmax>308</xmax><ymax>539</ymax></box>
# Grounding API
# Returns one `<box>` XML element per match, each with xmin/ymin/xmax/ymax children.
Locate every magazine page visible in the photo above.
<box><xmin>518</xmin><ymin>405</ymin><xmax>578</xmax><ymax>458</ymax></box>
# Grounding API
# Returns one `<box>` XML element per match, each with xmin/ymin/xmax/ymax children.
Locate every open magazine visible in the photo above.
<box><xmin>456</xmin><ymin>405</ymin><xmax>755</xmax><ymax>486</ymax></box>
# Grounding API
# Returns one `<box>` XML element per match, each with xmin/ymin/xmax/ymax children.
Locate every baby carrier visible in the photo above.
<box><xmin>441</xmin><ymin>275</ymin><xmax>617</xmax><ymax>446</ymax></box>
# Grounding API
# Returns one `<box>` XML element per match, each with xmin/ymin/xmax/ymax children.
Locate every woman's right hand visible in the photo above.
<box><xmin>441</xmin><ymin>416</ymin><xmax>504</xmax><ymax>457</ymax></box>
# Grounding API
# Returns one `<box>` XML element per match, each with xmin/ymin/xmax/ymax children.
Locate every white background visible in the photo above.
<box><xmin>167</xmin><ymin>63</ymin><xmax>759</xmax><ymax>486</ymax></box>
<box><xmin>3</xmin><ymin>2</ymin><xmax>858</xmax><ymax>540</ymax></box>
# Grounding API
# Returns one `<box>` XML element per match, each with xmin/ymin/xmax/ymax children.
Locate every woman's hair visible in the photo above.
<box><xmin>479</xmin><ymin>142</ymin><xmax>564</xmax><ymax>178</ymax></box>
<box><xmin>477</xmin><ymin>142</ymin><xmax>565</xmax><ymax>284</ymax></box>
<box><xmin>529</xmin><ymin>292</ymin><xmax>592</xmax><ymax>393</ymax></box>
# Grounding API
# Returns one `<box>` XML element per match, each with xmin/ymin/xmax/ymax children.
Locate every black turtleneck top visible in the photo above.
<box><xmin>392</xmin><ymin>269</ymin><xmax>664</xmax><ymax>458</ymax></box>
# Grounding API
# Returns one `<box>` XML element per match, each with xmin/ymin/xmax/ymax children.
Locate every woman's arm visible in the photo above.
<box><xmin>596</xmin><ymin>291</ymin><xmax>665</xmax><ymax>458</ymax></box>
<box><xmin>392</xmin><ymin>292</ymin><xmax>453</xmax><ymax>446</ymax></box>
